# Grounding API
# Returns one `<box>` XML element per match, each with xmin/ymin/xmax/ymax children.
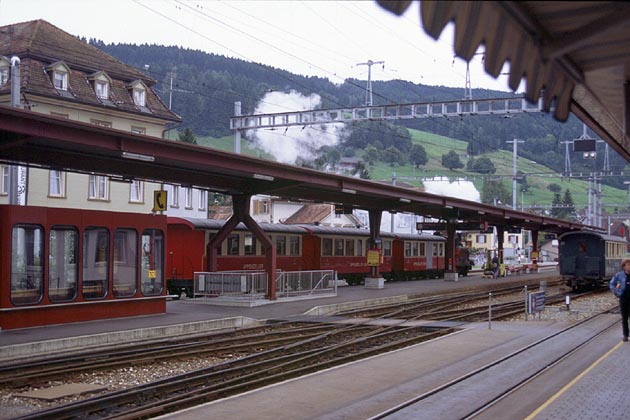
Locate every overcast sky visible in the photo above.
<box><xmin>0</xmin><ymin>0</ymin><xmax>518</xmax><ymax>95</ymax></box>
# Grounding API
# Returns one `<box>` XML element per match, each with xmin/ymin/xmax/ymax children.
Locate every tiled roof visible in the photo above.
<box><xmin>0</xmin><ymin>20</ymin><xmax>180</xmax><ymax>122</ymax></box>
<box><xmin>208</xmin><ymin>205</ymin><xmax>233</xmax><ymax>220</ymax></box>
<box><xmin>283</xmin><ymin>204</ymin><xmax>332</xmax><ymax>224</ymax></box>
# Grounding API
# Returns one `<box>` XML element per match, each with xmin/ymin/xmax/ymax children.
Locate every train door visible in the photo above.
<box><xmin>426</xmin><ymin>242</ymin><xmax>433</xmax><ymax>269</ymax></box>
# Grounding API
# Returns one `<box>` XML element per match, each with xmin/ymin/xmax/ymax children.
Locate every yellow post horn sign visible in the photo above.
<box><xmin>153</xmin><ymin>190</ymin><xmax>167</xmax><ymax>212</ymax></box>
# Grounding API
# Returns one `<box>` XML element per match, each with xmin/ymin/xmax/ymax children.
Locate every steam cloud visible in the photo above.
<box><xmin>247</xmin><ymin>90</ymin><xmax>346</xmax><ymax>164</ymax></box>
<box><xmin>423</xmin><ymin>177</ymin><xmax>481</xmax><ymax>202</ymax></box>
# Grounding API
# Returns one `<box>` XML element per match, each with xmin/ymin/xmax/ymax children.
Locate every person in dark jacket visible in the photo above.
<box><xmin>609</xmin><ymin>258</ymin><xmax>630</xmax><ymax>342</ymax></box>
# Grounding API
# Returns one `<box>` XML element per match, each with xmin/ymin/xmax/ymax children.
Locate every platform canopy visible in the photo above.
<box><xmin>0</xmin><ymin>106</ymin><xmax>592</xmax><ymax>235</ymax></box>
<box><xmin>377</xmin><ymin>1</ymin><xmax>630</xmax><ymax>161</ymax></box>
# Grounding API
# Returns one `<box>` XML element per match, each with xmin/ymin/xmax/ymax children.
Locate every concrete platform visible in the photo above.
<box><xmin>4</xmin><ymin>269</ymin><xmax>625</xmax><ymax>420</ymax></box>
<box><xmin>158</xmin><ymin>319</ymin><xmax>630</xmax><ymax>420</ymax></box>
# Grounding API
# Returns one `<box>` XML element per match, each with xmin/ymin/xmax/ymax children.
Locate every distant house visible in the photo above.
<box><xmin>0</xmin><ymin>19</ymin><xmax>205</xmax><ymax>217</ymax></box>
<box><xmin>283</xmin><ymin>203</ymin><xmax>364</xmax><ymax>228</ymax></box>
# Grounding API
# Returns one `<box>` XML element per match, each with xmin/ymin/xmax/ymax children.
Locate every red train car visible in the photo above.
<box><xmin>166</xmin><ymin>217</ymin><xmax>449</xmax><ymax>297</ymax></box>
<box><xmin>0</xmin><ymin>205</ymin><xmax>167</xmax><ymax>330</ymax></box>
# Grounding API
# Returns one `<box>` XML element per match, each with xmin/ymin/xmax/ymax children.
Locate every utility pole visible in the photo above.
<box><xmin>464</xmin><ymin>61</ymin><xmax>472</xmax><ymax>100</ymax></box>
<box><xmin>356</xmin><ymin>60</ymin><xmax>384</xmax><ymax>106</ymax></box>
<box><xmin>507</xmin><ymin>139</ymin><xmax>524</xmax><ymax>210</ymax></box>
<box><xmin>561</xmin><ymin>140</ymin><xmax>572</xmax><ymax>176</ymax></box>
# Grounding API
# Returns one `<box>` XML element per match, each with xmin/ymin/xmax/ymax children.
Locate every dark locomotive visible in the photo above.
<box><xmin>558</xmin><ymin>230</ymin><xmax>628</xmax><ymax>290</ymax></box>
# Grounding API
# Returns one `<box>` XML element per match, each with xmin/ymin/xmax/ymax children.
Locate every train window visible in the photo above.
<box><xmin>82</xmin><ymin>227</ymin><xmax>109</xmax><ymax>300</ymax></box>
<box><xmin>438</xmin><ymin>243</ymin><xmax>444</xmax><ymax>256</ymax></box>
<box><xmin>433</xmin><ymin>243</ymin><xmax>438</xmax><ymax>256</ymax></box>
<box><xmin>49</xmin><ymin>226</ymin><xmax>78</xmax><ymax>302</ymax></box>
<box><xmin>404</xmin><ymin>242</ymin><xmax>411</xmax><ymax>257</ymax></box>
<box><xmin>476</xmin><ymin>235</ymin><xmax>486</xmax><ymax>244</ymax></box>
<box><xmin>334</xmin><ymin>238</ymin><xmax>344</xmax><ymax>256</ymax></box>
<box><xmin>289</xmin><ymin>236</ymin><xmax>300</xmax><ymax>256</ymax></box>
<box><xmin>276</xmin><ymin>235</ymin><xmax>287</xmax><ymax>256</ymax></box>
<box><xmin>227</xmin><ymin>234</ymin><xmax>239</xmax><ymax>256</ymax></box>
<box><xmin>357</xmin><ymin>239</ymin><xmax>364</xmax><ymax>256</ymax></box>
<box><xmin>322</xmin><ymin>238</ymin><xmax>333</xmax><ymax>256</ymax></box>
<box><xmin>113</xmin><ymin>228</ymin><xmax>138</xmax><ymax>298</ymax></box>
<box><xmin>141</xmin><ymin>229</ymin><xmax>164</xmax><ymax>296</ymax></box>
<box><xmin>244</xmin><ymin>235</ymin><xmax>257</xmax><ymax>255</ymax></box>
<box><xmin>345</xmin><ymin>239</ymin><xmax>354</xmax><ymax>256</ymax></box>
<box><xmin>420</xmin><ymin>242</ymin><xmax>426</xmax><ymax>256</ymax></box>
<box><xmin>382</xmin><ymin>240</ymin><xmax>392</xmax><ymax>257</ymax></box>
<box><xmin>10</xmin><ymin>224</ymin><xmax>44</xmax><ymax>305</ymax></box>
<box><xmin>412</xmin><ymin>242</ymin><xmax>419</xmax><ymax>257</ymax></box>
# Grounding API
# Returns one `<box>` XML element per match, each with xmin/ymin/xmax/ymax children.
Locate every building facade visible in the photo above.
<box><xmin>0</xmin><ymin>20</ymin><xmax>205</xmax><ymax>217</ymax></box>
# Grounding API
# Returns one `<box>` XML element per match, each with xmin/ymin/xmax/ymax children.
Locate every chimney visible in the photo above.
<box><xmin>10</xmin><ymin>56</ymin><xmax>20</xmax><ymax>107</ymax></box>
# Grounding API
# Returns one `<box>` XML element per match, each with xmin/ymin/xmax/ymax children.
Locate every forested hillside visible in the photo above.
<box><xmin>91</xmin><ymin>40</ymin><xmax>629</xmax><ymax>191</ymax></box>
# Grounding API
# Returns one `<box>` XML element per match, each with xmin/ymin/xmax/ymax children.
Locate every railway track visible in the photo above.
<box><xmin>11</xmin><ymin>323</ymin><xmax>454</xmax><ymax>419</ymax></box>
<box><xmin>4</xmin><ymin>281</ymin><xmax>598</xmax><ymax>419</ymax></box>
<box><xmin>367</xmin><ymin>308</ymin><xmax>620</xmax><ymax>420</ymax></box>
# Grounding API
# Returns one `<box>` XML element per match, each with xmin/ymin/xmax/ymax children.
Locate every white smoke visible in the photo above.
<box><xmin>423</xmin><ymin>177</ymin><xmax>481</xmax><ymax>202</ymax></box>
<box><xmin>247</xmin><ymin>90</ymin><xmax>346</xmax><ymax>164</ymax></box>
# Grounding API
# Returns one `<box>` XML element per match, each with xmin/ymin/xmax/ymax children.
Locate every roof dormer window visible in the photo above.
<box><xmin>46</xmin><ymin>61</ymin><xmax>71</xmax><ymax>92</ymax></box>
<box><xmin>96</xmin><ymin>80</ymin><xmax>109</xmax><ymax>99</ymax></box>
<box><xmin>88</xmin><ymin>71</ymin><xmax>112</xmax><ymax>103</ymax></box>
<box><xmin>0</xmin><ymin>57</ymin><xmax>9</xmax><ymax>86</ymax></box>
<box><xmin>133</xmin><ymin>88</ymin><xmax>145</xmax><ymax>106</ymax></box>
<box><xmin>127</xmin><ymin>80</ymin><xmax>148</xmax><ymax>109</ymax></box>
<box><xmin>53</xmin><ymin>71</ymin><xmax>67</xmax><ymax>90</ymax></box>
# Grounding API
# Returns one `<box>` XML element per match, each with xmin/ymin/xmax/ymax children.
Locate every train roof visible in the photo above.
<box><xmin>168</xmin><ymin>217</ymin><xmax>445</xmax><ymax>240</ymax></box>
<box><xmin>168</xmin><ymin>217</ymin><xmax>307</xmax><ymax>234</ymax></box>
<box><xmin>558</xmin><ymin>230</ymin><xmax>627</xmax><ymax>243</ymax></box>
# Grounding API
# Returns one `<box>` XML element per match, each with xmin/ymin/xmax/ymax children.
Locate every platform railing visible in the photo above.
<box><xmin>276</xmin><ymin>270</ymin><xmax>337</xmax><ymax>298</ymax></box>
<box><xmin>194</xmin><ymin>271</ymin><xmax>267</xmax><ymax>301</ymax></box>
<box><xmin>193</xmin><ymin>269</ymin><xmax>338</xmax><ymax>300</ymax></box>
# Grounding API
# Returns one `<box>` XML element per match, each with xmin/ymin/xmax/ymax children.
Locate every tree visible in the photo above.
<box><xmin>547</xmin><ymin>183</ymin><xmax>562</xmax><ymax>193</ymax></box>
<box><xmin>409</xmin><ymin>144</ymin><xmax>428</xmax><ymax>168</ymax></box>
<box><xmin>382</xmin><ymin>146</ymin><xmax>405</xmax><ymax>166</ymax></box>
<box><xmin>363</xmin><ymin>145</ymin><xmax>380</xmax><ymax>165</ymax></box>
<box><xmin>441</xmin><ymin>150</ymin><xmax>464</xmax><ymax>170</ymax></box>
<box><xmin>551</xmin><ymin>192</ymin><xmax>564</xmax><ymax>218</ymax></box>
<box><xmin>481</xmin><ymin>179</ymin><xmax>511</xmax><ymax>205</ymax></box>
<box><xmin>178</xmin><ymin>127</ymin><xmax>197</xmax><ymax>144</ymax></box>
<box><xmin>469</xmin><ymin>156</ymin><xmax>496</xmax><ymax>174</ymax></box>
<box><xmin>562</xmin><ymin>189</ymin><xmax>576</xmax><ymax>218</ymax></box>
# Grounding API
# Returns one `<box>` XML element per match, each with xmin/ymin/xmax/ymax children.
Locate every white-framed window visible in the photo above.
<box><xmin>88</xmin><ymin>175</ymin><xmax>109</xmax><ymax>200</ymax></box>
<box><xmin>184</xmin><ymin>187</ymin><xmax>193</xmax><ymax>208</ymax></box>
<box><xmin>0</xmin><ymin>165</ymin><xmax>8</xmax><ymax>195</ymax></box>
<box><xmin>53</xmin><ymin>70</ymin><xmax>68</xmax><ymax>90</ymax></box>
<box><xmin>253</xmin><ymin>199</ymin><xmax>269</xmax><ymax>214</ymax></box>
<box><xmin>131</xmin><ymin>126</ymin><xmax>146</xmax><ymax>135</ymax></box>
<box><xmin>169</xmin><ymin>185</ymin><xmax>179</xmax><ymax>207</ymax></box>
<box><xmin>198</xmin><ymin>190</ymin><xmax>207</xmax><ymax>211</ymax></box>
<box><xmin>0</xmin><ymin>66</ymin><xmax>8</xmax><ymax>86</ymax></box>
<box><xmin>130</xmin><ymin>180</ymin><xmax>143</xmax><ymax>203</ymax></box>
<box><xmin>95</xmin><ymin>80</ymin><xmax>109</xmax><ymax>99</ymax></box>
<box><xmin>48</xmin><ymin>170</ymin><xmax>66</xmax><ymax>197</ymax></box>
<box><xmin>47</xmin><ymin>61</ymin><xmax>71</xmax><ymax>92</ymax></box>
<box><xmin>476</xmin><ymin>235</ymin><xmax>487</xmax><ymax>244</ymax></box>
<box><xmin>50</xmin><ymin>111</ymin><xmax>69</xmax><ymax>119</ymax></box>
<box><xmin>133</xmin><ymin>89</ymin><xmax>146</xmax><ymax>106</ymax></box>
<box><xmin>90</xmin><ymin>119</ymin><xmax>112</xmax><ymax>128</ymax></box>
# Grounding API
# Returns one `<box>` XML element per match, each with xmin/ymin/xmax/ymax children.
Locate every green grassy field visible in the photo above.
<box><xmin>193</xmin><ymin>129</ymin><xmax>628</xmax><ymax>215</ymax></box>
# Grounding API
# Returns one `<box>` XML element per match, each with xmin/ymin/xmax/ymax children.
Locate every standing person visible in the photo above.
<box><xmin>491</xmin><ymin>254</ymin><xmax>499</xmax><ymax>278</ymax></box>
<box><xmin>609</xmin><ymin>258</ymin><xmax>630</xmax><ymax>342</ymax></box>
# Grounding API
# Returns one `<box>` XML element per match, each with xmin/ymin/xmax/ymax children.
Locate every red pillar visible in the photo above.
<box><xmin>207</xmin><ymin>194</ymin><xmax>277</xmax><ymax>300</ymax></box>
<box><xmin>446</xmin><ymin>222</ymin><xmax>457</xmax><ymax>273</ymax></box>
<box><xmin>531</xmin><ymin>230</ymin><xmax>539</xmax><ymax>269</ymax></box>
<box><xmin>368</xmin><ymin>209</ymin><xmax>383</xmax><ymax>278</ymax></box>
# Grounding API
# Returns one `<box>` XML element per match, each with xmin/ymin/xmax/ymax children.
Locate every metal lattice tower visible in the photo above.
<box><xmin>357</xmin><ymin>60</ymin><xmax>384</xmax><ymax>106</ymax></box>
